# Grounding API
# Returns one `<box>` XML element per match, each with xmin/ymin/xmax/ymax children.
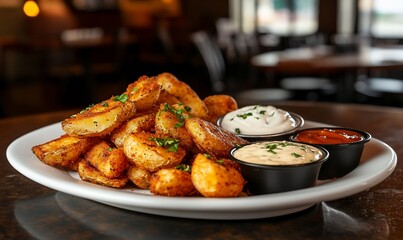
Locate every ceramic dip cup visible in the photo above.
<box><xmin>229</xmin><ymin>140</ymin><xmax>329</xmax><ymax>195</ymax></box>
<box><xmin>290</xmin><ymin>127</ymin><xmax>371</xmax><ymax>180</ymax></box>
<box><xmin>217</xmin><ymin>105</ymin><xmax>304</xmax><ymax>141</ymax></box>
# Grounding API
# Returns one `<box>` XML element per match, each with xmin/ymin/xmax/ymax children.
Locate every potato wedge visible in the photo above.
<box><xmin>191</xmin><ymin>153</ymin><xmax>245</xmax><ymax>197</ymax></box>
<box><xmin>185</xmin><ymin>117</ymin><xmax>248</xmax><ymax>158</ymax></box>
<box><xmin>84</xmin><ymin>141</ymin><xmax>128</xmax><ymax>178</ymax></box>
<box><xmin>111</xmin><ymin>113</ymin><xmax>156</xmax><ymax>148</ymax></box>
<box><xmin>203</xmin><ymin>95</ymin><xmax>238</xmax><ymax>123</ymax></box>
<box><xmin>62</xmin><ymin>96</ymin><xmax>136</xmax><ymax>137</ymax></box>
<box><xmin>156</xmin><ymin>89</ymin><xmax>181</xmax><ymax>105</ymax></box>
<box><xmin>125</xmin><ymin>75</ymin><xmax>161</xmax><ymax>112</ymax></box>
<box><xmin>32</xmin><ymin>135</ymin><xmax>97</xmax><ymax>169</ymax></box>
<box><xmin>78</xmin><ymin>160</ymin><xmax>128</xmax><ymax>188</ymax></box>
<box><xmin>150</xmin><ymin>167</ymin><xmax>197</xmax><ymax>196</ymax></box>
<box><xmin>156</xmin><ymin>72</ymin><xmax>208</xmax><ymax>119</ymax></box>
<box><xmin>155</xmin><ymin>103</ymin><xmax>194</xmax><ymax>150</ymax></box>
<box><xmin>127</xmin><ymin>165</ymin><xmax>152</xmax><ymax>189</ymax></box>
<box><xmin>123</xmin><ymin>132</ymin><xmax>186</xmax><ymax>172</ymax></box>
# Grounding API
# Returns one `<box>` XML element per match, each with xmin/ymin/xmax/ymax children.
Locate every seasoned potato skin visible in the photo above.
<box><xmin>155</xmin><ymin>104</ymin><xmax>194</xmax><ymax>150</ymax></box>
<box><xmin>123</xmin><ymin>132</ymin><xmax>186</xmax><ymax>172</ymax></box>
<box><xmin>62</xmin><ymin>96</ymin><xmax>136</xmax><ymax>137</ymax></box>
<box><xmin>203</xmin><ymin>95</ymin><xmax>238</xmax><ymax>123</ymax></box>
<box><xmin>32</xmin><ymin>135</ymin><xmax>97</xmax><ymax>169</ymax></box>
<box><xmin>111</xmin><ymin>113</ymin><xmax>156</xmax><ymax>148</ymax></box>
<box><xmin>127</xmin><ymin>165</ymin><xmax>152</xmax><ymax>189</ymax></box>
<box><xmin>156</xmin><ymin>72</ymin><xmax>208</xmax><ymax>119</ymax></box>
<box><xmin>84</xmin><ymin>141</ymin><xmax>128</xmax><ymax>178</ymax></box>
<box><xmin>78</xmin><ymin>160</ymin><xmax>128</xmax><ymax>188</ymax></box>
<box><xmin>150</xmin><ymin>168</ymin><xmax>197</xmax><ymax>196</ymax></box>
<box><xmin>156</xmin><ymin>89</ymin><xmax>181</xmax><ymax>106</ymax></box>
<box><xmin>191</xmin><ymin>153</ymin><xmax>245</xmax><ymax>197</ymax></box>
<box><xmin>185</xmin><ymin>117</ymin><xmax>248</xmax><ymax>158</ymax></box>
<box><xmin>125</xmin><ymin>75</ymin><xmax>161</xmax><ymax>111</ymax></box>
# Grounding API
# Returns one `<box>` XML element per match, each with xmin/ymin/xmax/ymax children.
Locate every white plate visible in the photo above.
<box><xmin>7</xmin><ymin>121</ymin><xmax>397</xmax><ymax>220</ymax></box>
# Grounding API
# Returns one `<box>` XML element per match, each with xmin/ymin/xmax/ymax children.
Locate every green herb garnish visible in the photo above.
<box><xmin>149</xmin><ymin>137</ymin><xmax>180</xmax><ymax>152</ymax></box>
<box><xmin>216</xmin><ymin>159</ymin><xmax>224</xmax><ymax>164</ymax></box>
<box><xmin>236</xmin><ymin>112</ymin><xmax>253</xmax><ymax>119</ymax></box>
<box><xmin>162</xmin><ymin>103</ymin><xmax>190</xmax><ymax>128</ymax></box>
<box><xmin>176</xmin><ymin>164</ymin><xmax>191</xmax><ymax>172</ymax></box>
<box><xmin>114</xmin><ymin>93</ymin><xmax>128</xmax><ymax>103</ymax></box>
<box><xmin>291</xmin><ymin>152</ymin><xmax>302</xmax><ymax>158</ymax></box>
<box><xmin>265</xmin><ymin>143</ymin><xmax>278</xmax><ymax>154</ymax></box>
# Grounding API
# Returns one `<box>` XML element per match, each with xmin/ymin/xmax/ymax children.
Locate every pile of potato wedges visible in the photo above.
<box><xmin>32</xmin><ymin>73</ymin><xmax>249</xmax><ymax>197</ymax></box>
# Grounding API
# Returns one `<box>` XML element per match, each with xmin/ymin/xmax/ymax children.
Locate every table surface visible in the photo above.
<box><xmin>251</xmin><ymin>46</ymin><xmax>403</xmax><ymax>73</ymax></box>
<box><xmin>1</xmin><ymin>101</ymin><xmax>402</xmax><ymax>239</ymax></box>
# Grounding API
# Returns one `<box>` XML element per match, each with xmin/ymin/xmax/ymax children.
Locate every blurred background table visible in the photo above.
<box><xmin>1</xmin><ymin>101</ymin><xmax>402</xmax><ymax>239</ymax></box>
<box><xmin>251</xmin><ymin>46</ymin><xmax>403</xmax><ymax>102</ymax></box>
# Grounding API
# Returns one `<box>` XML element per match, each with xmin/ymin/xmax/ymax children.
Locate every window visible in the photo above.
<box><xmin>359</xmin><ymin>0</ymin><xmax>403</xmax><ymax>38</ymax></box>
<box><xmin>370</xmin><ymin>0</ymin><xmax>403</xmax><ymax>37</ymax></box>
<box><xmin>231</xmin><ymin>0</ymin><xmax>318</xmax><ymax>36</ymax></box>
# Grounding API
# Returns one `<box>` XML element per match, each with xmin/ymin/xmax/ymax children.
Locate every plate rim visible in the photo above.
<box><xmin>6</xmin><ymin>120</ymin><xmax>397</xmax><ymax>219</ymax></box>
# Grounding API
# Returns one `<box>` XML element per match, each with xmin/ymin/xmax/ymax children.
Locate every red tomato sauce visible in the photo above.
<box><xmin>294</xmin><ymin>128</ymin><xmax>364</xmax><ymax>144</ymax></box>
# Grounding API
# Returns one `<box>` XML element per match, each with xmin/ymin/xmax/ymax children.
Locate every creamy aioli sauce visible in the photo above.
<box><xmin>221</xmin><ymin>105</ymin><xmax>296</xmax><ymax>135</ymax></box>
<box><xmin>233</xmin><ymin>141</ymin><xmax>324</xmax><ymax>165</ymax></box>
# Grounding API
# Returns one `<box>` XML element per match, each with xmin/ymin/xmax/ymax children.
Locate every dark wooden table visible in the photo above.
<box><xmin>2</xmin><ymin>101</ymin><xmax>402</xmax><ymax>239</ymax></box>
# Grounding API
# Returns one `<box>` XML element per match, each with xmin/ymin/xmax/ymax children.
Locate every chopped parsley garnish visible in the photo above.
<box><xmin>114</xmin><ymin>93</ymin><xmax>128</xmax><ymax>103</ymax></box>
<box><xmin>291</xmin><ymin>152</ymin><xmax>302</xmax><ymax>158</ymax></box>
<box><xmin>259</xmin><ymin>110</ymin><xmax>267</xmax><ymax>115</ymax></box>
<box><xmin>79</xmin><ymin>104</ymin><xmax>94</xmax><ymax>114</ymax></box>
<box><xmin>101</xmin><ymin>102</ymin><xmax>108</xmax><ymax>107</ymax></box>
<box><xmin>235</xmin><ymin>128</ymin><xmax>241</xmax><ymax>134</ymax></box>
<box><xmin>131</xmin><ymin>87</ymin><xmax>138</xmax><ymax>93</ymax></box>
<box><xmin>176</xmin><ymin>164</ymin><xmax>191</xmax><ymax>172</ymax></box>
<box><xmin>216</xmin><ymin>159</ymin><xmax>224</xmax><ymax>164</ymax></box>
<box><xmin>265</xmin><ymin>143</ymin><xmax>278</xmax><ymax>154</ymax></box>
<box><xmin>184</xmin><ymin>105</ymin><xmax>192</xmax><ymax>112</ymax></box>
<box><xmin>236</xmin><ymin>112</ymin><xmax>253</xmax><ymax>119</ymax></box>
<box><xmin>203</xmin><ymin>153</ymin><xmax>212</xmax><ymax>159</ymax></box>
<box><xmin>162</xmin><ymin>103</ymin><xmax>190</xmax><ymax>128</ymax></box>
<box><xmin>149</xmin><ymin>137</ymin><xmax>180</xmax><ymax>152</ymax></box>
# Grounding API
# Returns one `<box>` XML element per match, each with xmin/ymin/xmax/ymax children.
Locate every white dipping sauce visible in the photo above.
<box><xmin>221</xmin><ymin>105</ymin><xmax>296</xmax><ymax>135</ymax></box>
<box><xmin>233</xmin><ymin>141</ymin><xmax>324</xmax><ymax>165</ymax></box>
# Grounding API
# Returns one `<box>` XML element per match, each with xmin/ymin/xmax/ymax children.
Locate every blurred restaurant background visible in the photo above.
<box><xmin>1</xmin><ymin>0</ymin><xmax>403</xmax><ymax>117</ymax></box>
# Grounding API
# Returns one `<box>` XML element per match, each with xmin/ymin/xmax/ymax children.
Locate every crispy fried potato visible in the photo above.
<box><xmin>191</xmin><ymin>153</ymin><xmax>245</xmax><ymax>197</ymax></box>
<box><xmin>32</xmin><ymin>135</ymin><xmax>97</xmax><ymax>169</ymax></box>
<box><xmin>203</xmin><ymin>95</ymin><xmax>238</xmax><ymax>123</ymax></box>
<box><xmin>125</xmin><ymin>75</ymin><xmax>161</xmax><ymax>111</ymax></box>
<box><xmin>127</xmin><ymin>165</ymin><xmax>152</xmax><ymax>189</ymax></box>
<box><xmin>111</xmin><ymin>113</ymin><xmax>156</xmax><ymax>148</ymax></box>
<box><xmin>156</xmin><ymin>72</ymin><xmax>208</xmax><ymax>118</ymax></box>
<box><xmin>62</xmin><ymin>96</ymin><xmax>136</xmax><ymax>137</ymax></box>
<box><xmin>156</xmin><ymin>89</ymin><xmax>181</xmax><ymax>105</ymax></box>
<box><xmin>84</xmin><ymin>141</ymin><xmax>128</xmax><ymax>178</ymax></box>
<box><xmin>155</xmin><ymin>103</ymin><xmax>194</xmax><ymax>150</ymax></box>
<box><xmin>185</xmin><ymin>117</ymin><xmax>248</xmax><ymax>158</ymax></box>
<box><xmin>78</xmin><ymin>160</ymin><xmax>128</xmax><ymax>188</ymax></box>
<box><xmin>150</xmin><ymin>167</ymin><xmax>197</xmax><ymax>196</ymax></box>
<box><xmin>123</xmin><ymin>132</ymin><xmax>186</xmax><ymax>172</ymax></box>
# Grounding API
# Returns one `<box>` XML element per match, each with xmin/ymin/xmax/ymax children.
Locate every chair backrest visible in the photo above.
<box><xmin>191</xmin><ymin>31</ymin><xmax>226</xmax><ymax>93</ymax></box>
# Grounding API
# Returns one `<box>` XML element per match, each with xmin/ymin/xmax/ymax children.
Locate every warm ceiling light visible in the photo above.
<box><xmin>23</xmin><ymin>0</ymin><xmax>40</xmax><ymax>17</ymax></box>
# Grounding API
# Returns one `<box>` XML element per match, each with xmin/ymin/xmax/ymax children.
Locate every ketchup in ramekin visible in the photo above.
<box><xmin>290</xmin><ymin>127</ymin><xmax>371</xmax><ymax>179</ymax></box>
<box><xmin>293</xmin><ymin>128</ymin><xmax>364</xmax><ymax>144</ymax></box>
